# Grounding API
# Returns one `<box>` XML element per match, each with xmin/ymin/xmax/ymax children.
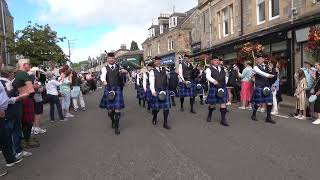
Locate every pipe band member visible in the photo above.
<box><xmin>205</xmin><ymin>56</ymin><xmax>229</xmax><ymax>126</ymax></box>
<box><xmin>143</xmin><ymin>65</ymin><xmax>153</xmax><ymax>112</ymax></box>
<box><xmin>99</xmin><ymin>52</ymin><xmax>128</xmax><ymax>135</ymax></box>
<box><xmin>178</xmin><ymin>53</ymin><xmax>198</xmax><ymax>113</ymax></box>
<box><xmin>136</xmin><ymin>69</ymin><xmax>145</xmax><ymax>107</ymax></box>
<box><xmin>149</xmin><ymin>56</ymin><xmax>171</xmax><ymax>130</ymax></box>
<box><xmin>251</xmin><ymin>54</ymin><xmax>276</xmax><ymax>124</ymax></box>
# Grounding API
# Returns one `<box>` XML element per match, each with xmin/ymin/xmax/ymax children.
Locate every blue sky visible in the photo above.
<box><xmin>7</xmin><ymin>0</ymin><xmax>197</xmax><ymax>62</ymax></box>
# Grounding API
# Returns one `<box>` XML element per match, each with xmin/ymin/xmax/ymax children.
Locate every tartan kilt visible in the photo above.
<box><xmin>144</xmin><ymin>87</ymin><xmax>152</xmax><ymax>102</ymax></box>
<box><xmin>136</xmin><ymin>86</ymin><xmax>144</xmax><ymax>99</ymax></box>
<box><xmin>150</xmin><ymin>89</ymin><xmax>171</xmax><ymax>110</ymax></box>
<box><xmin>178</xmin><ymin>81</ymin><xmax>196</xmax><ymax>97</ymax></box>
<box><xmin>252</xmin><ymin>87</ymin><xmax>273</xmax><ymax>104</ymax></box>
<box><xmin>22</xmin><ymin>97</ymin><xmax>35</xmax><ymax>123</ymax></box>
<box><xmin>206</xmin><ymin>86</ymin><xmax>227</xmax><ymax>105</ymax></box>
<box><xmin>99</xmin><ymin>86</ymin><xmax>125</xmax><ymax>110</ymax></box>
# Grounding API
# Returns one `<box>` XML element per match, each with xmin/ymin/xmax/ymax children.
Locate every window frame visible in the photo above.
<box><xmin>222</xmin><ymin>7</ymin><xmax>229</xmax><ymax>37</ymax></box>
<box><xmin>217</xmin><ymin>11</ymin><xmax>221</xmax><ymax>39</ymax></box>
<box><xmin>256</xmin><ymin>0</ymin><xmax>266</xmax><ymax>25</ymax></box>
<box><xmin>269</xmin><ymin>0</ymin><xmax>280</xmax><ymax>20</ymax></box>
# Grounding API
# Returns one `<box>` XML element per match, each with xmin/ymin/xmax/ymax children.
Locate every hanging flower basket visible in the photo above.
<box><xmin>306</xmin><ymin>25</ymin><xmax>320</xmax><ymax>61</ymax></box>
<box><xmin>239</xmin><ymin>42</ymin><xmax>264</xmax><ymax>62</ymax></box>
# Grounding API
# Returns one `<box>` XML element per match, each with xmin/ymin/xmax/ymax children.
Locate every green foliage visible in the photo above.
<box><xmin>6</xmin><ymin>23</ymin><xmax>67</xmax><ymax>66</ymax></box>
<box><xmin>130</xmin><ymin>41</ymin><xmax>140</xmax><ymax>51</ymax></box>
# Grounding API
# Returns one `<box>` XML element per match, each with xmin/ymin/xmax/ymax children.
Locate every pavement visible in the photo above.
<box><xmin>1</xmin><ymin>84</ymin><xmax>320</xmax><ymax>180</ymax></box>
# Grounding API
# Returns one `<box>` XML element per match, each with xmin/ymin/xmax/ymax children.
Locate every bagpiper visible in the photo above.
<box><xmin>136</xmin><ymin>69</ymin><xmax>145</xmax><ymax>107</ymax></box>
<box><xmin>168</xmin><ymin>64</ymin><xmax>179</xmax><ymax>106</ymax></box>
<box><xmin>99</xmin><ymin>52</ymin><xmax>128</xmax><ymax>135</ymax></box>
<box><xmin>251</xmin><ymin>54</ymin><xmax>276</xmax><ymax>124</ymax></box>
<box><xmin>205</xmin><ymin>56</ymin><xmax>229</xmax><ymax>126</ymax></box>
<box><xmin>178</xmin><ymin>53</ymin><xmax>198</xmax><ymax>113</ymax></box>
<box><xmin>195</xmin><ymin>65</ymin><xmax>206</xmax><ymax>105</ymax></box>
<box><xmin>142</xmin><ymin>65</ymin><xmax>153</xmax><ymax>112</ymax></box>
<box><xmin>149</xmin><ymin>56</ymin><xmax>171</xmax><ymax>130</ymax></box>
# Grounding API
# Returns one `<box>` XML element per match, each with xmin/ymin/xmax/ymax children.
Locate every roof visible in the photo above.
<box><xmin>148</xmin><ymin>24</ymin><xmax>159</xmax><ymax>30</ymax></box>
<box><xmin>170</xmin><ymin>12</ymin><xmax>187</xmax><ymax>18</ymax></box>
<box><xmin>142</xmin><ymin>6</ymin><xmax>197</xmax><ymax>45</ymax></box>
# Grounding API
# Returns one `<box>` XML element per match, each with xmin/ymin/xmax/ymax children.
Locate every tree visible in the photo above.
<box><xmin>130</xmin><ymin>41</ymin><xmax>140</xmax><ymax>51</ymax></box>
<box><xmin>6</xmin><ymin>23</ymin><xmax>67</xmax><ymax>66</ymax></box>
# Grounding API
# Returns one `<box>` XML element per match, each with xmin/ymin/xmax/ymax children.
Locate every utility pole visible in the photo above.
<box><xmin>1</xmin><ymin>1</ymin><xmax>9</xmax><ymax>66</ymax></box>
<box><xmin>67</xmin><ymin>38</ymin><xmax>77</xmax><ymax>65</ymax></box>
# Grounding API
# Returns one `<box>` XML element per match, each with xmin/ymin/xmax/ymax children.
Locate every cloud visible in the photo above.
<box><xmin>33</xmin><ymin>0</ymin><xmax>197</xmax><ymax>62</ymax></box>
<box><xmin>66</xmin><ymin>24</ymin><xmax>149</xmax><ymax>62</ymax></box>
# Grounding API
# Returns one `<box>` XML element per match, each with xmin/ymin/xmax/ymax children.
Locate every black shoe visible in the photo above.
<box><xmin>180</xmin><ymin>108</ymin><xmax>184</xmax><ymax>112</ymax></box>
<box><xmin>163</xmin><ymin>124</ymin><xmax>171</xmax><ymax>130</ymax></box>
<box><xmin>152</xmin><ymin>120</ymin><xmax>157</xmax><ymax>125</ymax></box>
<box><xmin>190</xmin><ymin>109</ymin><xmax>196</xmax><ymax>114</ymax></box>
<box><xmin>251</xmin><ymin>115</ymin><xmax>258</xmax><ymax>121</ymax></box>
<box><xmin>220</xmin><ymin>121</ymin><xmax>229</xmax><ymax>127</ymax></box>
<box><xmin>206</xmin><ymin>116</ymin><xmax>212</xmax><ymax>122</ymax></box>
<box><xmin>115</xmin><ymin>128</ymin><xmax>120</xmax><ymax>135</ymax></box>
<box><xmin>265</xmin><ymin>118</ymin><xmax>276</xmax><ymax>124</ymax></box>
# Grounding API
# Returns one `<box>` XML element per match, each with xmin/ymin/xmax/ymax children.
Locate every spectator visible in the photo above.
<box><xmin>301</xmin><ymin>60</ymin><xmax>314</xmax><ymax>117</ymax></box>
<box><xmin>312</xmin><ymin>62</ymin><xmax>320</xmax><ymax>124</ymax></box>
<box><xmin>59</xmin><ymin>68</ymin><xmax>74</xmax><ymax>118</ymax></box>
<box><xmin>46</xmin><ymin>73</ymin><xmax>65</xmax><ymax>122</ymax></box>
<box><xmin>13</xmin><ymin>59</ymin><xmax>40</xmax><ymax>148</ymax></box>
<box><xmin>71</xmin><ymin>71</ymin><xmax>86</xmax><ymax>112</ymax></box>
<box><xmin>226</xmin><ymin>64</ymin><xmax>241</xmax><ymax>105</ymax></box>
<box><xmin>239</xmin><ymin>61</ymin><xmax>254</xmax><ymax>110</ymax></box>
<box><xmin>294</xmin><ymin>69</ymin><xmax>307</xmax><ymax>120</ymax></box>
<box><xmin>30</xmin><ymin>68</ymin><xmax>46</xmax><ymax>135</ymax></box>
<box><xmin>271</xmin><ymin>62</ymin><xmax>281</xmax><ymax>115</ymax></box>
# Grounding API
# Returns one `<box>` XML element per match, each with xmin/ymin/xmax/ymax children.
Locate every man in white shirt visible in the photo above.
<box><xmin>178</xmin><ymin>54</ymin><xmax>197</xmax><ymax>113</ymax></box>
<box><xmin>251</xmin><ymin>55</ymin><xmax>276</xmax><ymax>124</ymax></box>
<box><xmin>149</xmin><ymin>56</ymin><xmax>171</xmax><ymax>130</ymax></box>
<box><xmin>99</xmin><ymin>52</ymin><xmax>128</xmax><ymax>135</ymax></box>
<box><xmin>205</xmin><ymin>56</ymin><xmax>229</xmax><ymax>126</ymax></box>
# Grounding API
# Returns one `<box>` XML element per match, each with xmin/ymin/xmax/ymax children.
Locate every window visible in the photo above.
<box><xmin>173</xmin><ymin>17</ymin><xmax>177</xmax><ymax>27</ymax></box>
<box><xmin>257</xmin><ymin>0</ymin><xmax>266</xmax><ymax>24</ymax></box>
<box><xmin>157</xmin><ymin>43</ymin><xmax>160</xmax><ymax>54</ymax></box>
<box><xmin>167</xmin><ymin>39</ymin><xmax>171</xmax><ymax>51</ymax></box>
<box><xmin>222</xmin><ymin>8</ymin><xmax>229</xmax><ymax>36</ymax></box>
<box><xmin>230</xmin><ymin>4</ymin><xmax>234</xmax><ymax>34</ymax></box>
<box><xmin>170</xmin><ymin>40</ymin><xmax>174</xmax><ymax>50</ymax></box>
<box><xmin>160</xmin><ymin>25</ymin><xmax>164</xmax><ymax>34</ymax></box>
<box><xmin>147</xmin><ymin>46</ymin><xmax>152</xmax><ymax>56</ymax></box>
<box><xmin>169</xmin><ymin>17</ymin><xmax>177</xmax><ymax>28</ymax></box>
<box><xmin>270</xmin><ymin>0</ymin><xmax>279</xmax><ymax>19</ymax></box>
<box><xmin>217</xmin><ymin>12</ymin><xmax>221</xmax><ymax>39</ymax></box>
<box><xmin>149</xmin><ymin>28</ymin><xmax>155</xmax><ymax>37</ymax></box>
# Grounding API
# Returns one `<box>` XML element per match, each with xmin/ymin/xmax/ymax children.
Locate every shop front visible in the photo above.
<box><xmin>160</xmin><ymin>53</ymin><xmax>175</xmax><ymax>66</ymax></box>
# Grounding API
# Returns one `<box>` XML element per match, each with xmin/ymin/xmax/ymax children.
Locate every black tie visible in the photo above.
<box><xmin>111</xmin><ymin>66</ymin><xmax>115</xmax><ymax>70</ymax></box>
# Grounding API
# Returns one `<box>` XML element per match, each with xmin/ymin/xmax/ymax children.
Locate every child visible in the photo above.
<box><xmin>294</xmin><ymin>69</ymin><xmax>307</xmax><ymax>120</ymax></box>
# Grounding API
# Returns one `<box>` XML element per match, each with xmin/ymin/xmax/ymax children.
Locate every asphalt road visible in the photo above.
<box><xmin>2</xmin><ymin>84</ymin><xmax>320</xmax><ymax>180</ymax></box>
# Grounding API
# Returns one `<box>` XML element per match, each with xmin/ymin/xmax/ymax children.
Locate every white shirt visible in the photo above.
<box><xmin>253</xmin><ymin>65</ymin><xmax>272</xmax><ymax>78</ymax></box>
<box><xmin>178</xmin><ymin>63</ymin><xmax>191</xmax><ymax>82</ymax></box>
<box><xmin>100</xmin><ymin>64</ymin><xmax>117</xmax><ymax>82</ymax></box>
<box><xmin>205</xmin><ymin>66</ymin><xmax>221</xmax><ymax>84</ymax></box>
<box><xmin>46</xmin><ymin>79</ymin><xmax>62</xmax><ymax>96</ymax></box>
<box><xmin>136</xmin><ymin>74</ymin><xmax>141</xmax><ymax>86</ymax></box>
<box><xmin>143</xmin><ymin>72</ymin><xmax>148</xmax><ymax>91</ymax></box>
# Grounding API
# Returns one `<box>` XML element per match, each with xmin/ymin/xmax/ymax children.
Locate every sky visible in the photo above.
<box><xmin>7</xmin><ymin>0</ymin><xmax>197</xmax><ymax>63</ymax></box>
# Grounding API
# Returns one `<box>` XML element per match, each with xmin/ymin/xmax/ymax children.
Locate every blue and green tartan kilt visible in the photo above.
<box><xmin>144</xmin><ymin>87</ymin><xmax>152</xmax><ymax>102</ymax></box>
<box><xmin>206</xmin><ymin>86</ymin><xmax>227</xmax><ymax>105</ymax></box>
<box><xmin>252</xmin><ymin>87</ymin><xmax>273</xmax><ymax>104</ymax></box>
<box><xmin>178</xmin><ymin>81</ymin><xmax>196</xmax><ymax>97</ymax></box>
<box><xmin>136</xmin><ymin>86</ymin><xmax>144</xmax><ymax>99</ymax></box>
<box><xmin>150</xmin><ymin>89</ymin><xmax>171</xmax><ymax>110</ymax></box>
<box><xmin>99</xmin><ymin>86</ymin><xmax>125</xmax><ymax>110</ymax></box>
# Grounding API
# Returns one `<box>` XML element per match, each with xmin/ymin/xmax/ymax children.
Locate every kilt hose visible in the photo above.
<box><xmin>196</xmin><ymin>84</ymin><xmax>204</xmax><ymax>95</ymax></box>
<box><xmin>252</xmin><ymin>87</ymin><xmax>273</xmax><ymax>105</ymax></box>
<box><xmin>178</xmin><ymin>81</ymin><xmax>196</xmax><ymax>97</ymax></box>
<box><xmin>206</xmin><ymin>86</ymin><xmax>228</xmax><ymax>105</ymax></box>
<box><xmin>136</xmin><ymin>86</ymin><xmax>144</xmax><ymax>99</ymax></box>
<box><xmin>150</xmin><ymin>89</ymin><xmax>172</xmax><ymax>110</ymax></box>
<box><xmin>22</xmin><ymin>97</ymin><xmax>35</xmax><ymax>123</ymax></box>
<box><xmin>99</xmin><ymin>86</ymin><xmax>125</xmax><ymax>110</ymax></box>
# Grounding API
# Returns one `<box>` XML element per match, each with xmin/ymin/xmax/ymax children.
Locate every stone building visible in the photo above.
<box><xmin>0</xmin><ymin>0</ymin><xmax>14</xmax><ymax>66</ymax></box>
<box><xmin>142</xmin><ymin>8</ymin><xmax>197</xmax><ymax>67</ymax></box>
<box><xmin>191</xmin><ymin>0</ymin><xmax>320</xmax><ymax>95</ymax></box>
